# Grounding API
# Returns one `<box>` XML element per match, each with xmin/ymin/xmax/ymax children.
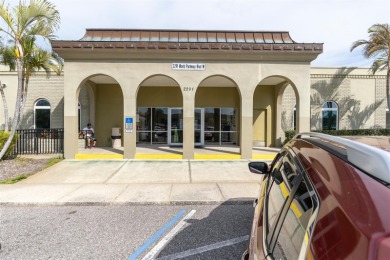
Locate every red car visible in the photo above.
<box><xmin>243</xmin><ymin>132</ymin><xmax>390</xmax><ymax>260</ymax></box>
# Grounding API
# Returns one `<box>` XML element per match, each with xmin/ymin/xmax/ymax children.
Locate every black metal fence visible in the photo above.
<box><xmin>13</xmin><ymin>128</ymin><xmax>64</xmax><ymax>155</ymax></box>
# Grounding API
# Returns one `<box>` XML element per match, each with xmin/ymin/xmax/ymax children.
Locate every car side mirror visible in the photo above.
<box><xmin>248</xmin><ymin>162</ymin><xmax>269</xmax><ymax>174</ymax></box>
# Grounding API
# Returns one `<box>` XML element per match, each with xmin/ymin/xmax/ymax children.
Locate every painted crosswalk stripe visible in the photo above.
<box><xmin>127</xmin><ymin>210</ymin><xmax>186</xmax><ymax>260</ymax></box>
<box><xmin>156</xmin><ymin>235</ymin><xmax>249</xmax><ymax>260</ymax></box>
<box><xmin>142</xmin><ymin>210</ymin><xmax>196</xmax><ymax>260</ymax></box>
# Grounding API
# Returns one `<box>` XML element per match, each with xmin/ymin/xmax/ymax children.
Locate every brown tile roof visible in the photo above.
<box><xmin>79</xmin><ymin>29</ymin><xmax>296</xmax><ymax>43</ymax></box>
<box><xmin>51</xmin><ymin>29</ymin><xmax>323</xmax><ymax>54</ymax></box>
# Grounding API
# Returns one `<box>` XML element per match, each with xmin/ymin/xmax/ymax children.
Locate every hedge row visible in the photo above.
<box><xmin>283</xmin><ymin>128</ymin><xmax>390</xmax><ymax>145</ymax></box>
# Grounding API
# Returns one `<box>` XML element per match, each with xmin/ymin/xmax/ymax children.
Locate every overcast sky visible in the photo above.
<box><xmin>5</xmin><ymin>0</ymin><xmax>390</xmax><ymax>67</ymax></box>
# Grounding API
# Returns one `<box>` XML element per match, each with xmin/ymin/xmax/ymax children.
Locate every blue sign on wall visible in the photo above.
<box><xmin>125</xmin><ymin>117</ymin><xmax>133</xmax><ymax>132</ymax></box>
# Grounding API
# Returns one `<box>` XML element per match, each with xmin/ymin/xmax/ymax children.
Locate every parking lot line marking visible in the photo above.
<box><xmin>142</xmin><ymin>210</ymin><xmax>196</xmax><ymax>260</ymax></box>
<box><xmin>156</xmin><ymin>235</ymin><xmax>249</xmax><ymax>260</ymax></box>
<box><xmin>127</xmin><ymin>210</ymin><xmax>186</xmax><ymax>260</ymax></box>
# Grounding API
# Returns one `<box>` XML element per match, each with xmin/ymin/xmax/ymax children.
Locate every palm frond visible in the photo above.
<box><xmin>351</xmin><ymin>23</ymin><xmax>390</xmax><ymax>78</ymax></box>
<box><xmin>0</xmin><ymin>2</ymin><xmax>16</xmax><ymax>38</ymax></box>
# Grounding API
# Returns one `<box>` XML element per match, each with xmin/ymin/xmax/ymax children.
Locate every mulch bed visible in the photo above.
<box><xmin>0</xmin><ymin>158</ymin><xmax>50</xmax><ymax>182</ymax></box>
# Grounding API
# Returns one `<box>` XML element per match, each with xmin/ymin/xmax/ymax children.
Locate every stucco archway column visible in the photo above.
<box><xmin>297</xmin><ymin>79</ymin><xmax>311</xmax><ymax>133</ymax></box>
<box><xmin>183</xmin><ymin>88</ymin><xmax>196</xmax><ymax>159</ymax></box>
<box><xmin>122</xmin><ymin>81</ymin><xmax>137</xmax><ymax>159</ymax></box>
<box><xmin>64</xmin><ymin>74</ymin><xmax>79</xmax><ymax>159</ymax></box>
<box><xmin>240</xmin><ymin>93</ymin><xmax>253</xmax><ymax>159</ymax></box>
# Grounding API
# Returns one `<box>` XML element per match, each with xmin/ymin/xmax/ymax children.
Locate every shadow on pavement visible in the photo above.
<box><xmin>155</xmin><ymin>199</ymin><xmax>254</xmax><ymax>260</ymax></box>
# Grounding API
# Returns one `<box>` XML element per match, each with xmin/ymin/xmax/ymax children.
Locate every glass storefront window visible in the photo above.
<box><xmin>138</xmin><ymin>107</ymin><xmax>151</xmax><ymax>131</ymax></box>
<box><xmin>170</xmin><ymin>108</ymin><xmax>183</xmax><ymax>144</ymax></box>
<box><xmin>221</xmin><ymin>108</ymin><xmax>236</xmax><ymax>131</ymax></box>
<box><xmin>137</xmin><ymin>107</ymin><xmax>237</xmax><ymax>146</ymax></box>
<box><xmin>221</xmin><ymin>132</ymin><xmax>236</xmax><ymax>143</ymax></box>
<box><xmin>137</xmin><ymin>132</ymin><xmax>151</xmax><ymax>143</ymax></box>
<box><xmin>205</xmin><ymin>132</ymin><xmax>220</xmax><ymax>144</ymax></box>
<box><xmin>151</xmin><ymin>108</ymin><xmax>168</xmax><ymax>144</ymax></box>
<box><xmin>204</xmin><ymin>107</ymin><xmax>237</xmax><ymax>145</ymax></box>
<box><xmin>204</xmin><ymin>108</ymin><xmax>220</xmax><ymax>131</ymax></box>
<box><xmin>152</xmin><ymin>132</ymin><xmax>167</xmax><ymax>143</ymax></box>
<box><xmin>138</xmin><ymin>107</ymin><xmax>168</xmax><ymax>144</ymax></box>
<box><xmin>152</xmin><ymin>108</ymin><xmax>167</xmax><ymax>131</ymax></box>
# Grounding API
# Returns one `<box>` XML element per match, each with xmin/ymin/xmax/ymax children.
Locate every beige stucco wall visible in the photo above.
<box><xmin>95</xmin><ymin>84</ymin><xmax>124</xmax><ymax>147</ymax></box>
<box><xmin>3</xmin><ymin>63</ymin><xmax>387</xmax><ymax>159</ymax></box>
<box><xmin>61</xmin><ymin>60</ymin><xmax>312</xmax><ymax>159</ymax></box>
<box><xmin>21</xmin><ymin>74</ymin><xmax>65</xmax><ymax>129</ymax></box>
<box><xmin>253</xmin><ymin>85</ymin><xmax>275</xmax><ymax>146</ymax></box>
<box><xmin>0</xmin><ymin>65</ymin><xmax>64</xmax><ymax>130</ymax></box>
<box><xmin>195</xmin><ymin>87</ymin><xmax>239</xmax><ymax>108</ymax></box>
<box><xmin>138</xmin><ymin>87</ymin><xmax>183</xmax><ymax>107</ymax></box>
<box><xmin>0</xmin><ymin>66</ymin><xmax>18</xmax><ymax>130</ymax></box>
<box><xmin>309</xmin><ymin>67</ymin><xmax>387</xmax><ymax>130</ymax></box>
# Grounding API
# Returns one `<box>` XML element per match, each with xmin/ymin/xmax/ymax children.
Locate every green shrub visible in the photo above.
<box><xmin>0</xmin><ymin>131</ymin><xmax>18</xmax><ymax>159</ymax></box>
<box><xmin>283</xmin><ymin>128</ymin><xmax>390</xmax><ymax>146</ymax></box>
<box><xmin>313</xmin><ymin>129</ymin><xmax>390</xmax><ymax>136</ymax></box>
<box><xmin>283</xmin><ymin>130</ymin><xmax>297</xmax><ymax>145</ymax></box>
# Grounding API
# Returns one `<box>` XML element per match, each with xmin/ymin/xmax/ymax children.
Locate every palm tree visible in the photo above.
<box><xmin>0</xmin><ymin>0</ymin><xmax>61</xmax><ymax>160</ymax></box>
<box><xmin>351</xmin><ymin>23</ymin><xmax>390</xmax><ymax>111</ymax></box>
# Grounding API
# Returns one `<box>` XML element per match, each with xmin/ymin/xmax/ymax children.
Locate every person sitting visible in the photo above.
<box><xmin>82</xmin><ymin>123</ymin><xmax>97</xmax><ymax>148</ymax></box>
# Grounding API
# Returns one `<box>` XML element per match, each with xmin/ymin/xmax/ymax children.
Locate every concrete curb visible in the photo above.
<box><xmin>0</xmin><ymin>199</ymin><xmax>255</xmax><ymax>207</ymax></box>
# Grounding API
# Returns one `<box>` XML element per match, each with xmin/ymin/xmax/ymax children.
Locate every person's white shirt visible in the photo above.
<box><xmin>83</xmin><ymin>126</ymin><xmax>94</xmax><ymax>137</ymax></box>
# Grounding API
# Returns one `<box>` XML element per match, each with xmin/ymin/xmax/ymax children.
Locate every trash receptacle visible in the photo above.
<box><xmin>111</xmin><ymin>127</ymin><xmax>122</xmax><ymax>148</ymax></box>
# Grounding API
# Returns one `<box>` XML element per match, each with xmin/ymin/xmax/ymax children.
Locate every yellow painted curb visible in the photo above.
<box><xmin>135</xmin><ymin>154</ymin><xmax>183</xmax><ymax>159</ymax></box>
<box><xmin>194</xmin><ymin>154</ymin><xmax>241</xmax><ymax>160</ymax></box>
<box><xmin>75</xmin><ymin>154</ymin><xmax>124</xmax><ymax>160</ymax></box>
<box><xmin>252</xmin><ymin>154</ymin><xmax>276</xmax><ymax>160</ymax></box>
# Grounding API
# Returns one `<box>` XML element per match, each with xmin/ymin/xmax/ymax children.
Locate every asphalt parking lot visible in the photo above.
<box><xmin>0</xmin><ymin>203</ymin><xmax>254</xmax><ymax>260</ymax></box>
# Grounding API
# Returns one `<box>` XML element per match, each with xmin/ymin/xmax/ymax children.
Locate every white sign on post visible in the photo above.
<box><xmin>172</xmin><ymin>63</ymin><xmax>206</xmax><ymax>71</ymax></box>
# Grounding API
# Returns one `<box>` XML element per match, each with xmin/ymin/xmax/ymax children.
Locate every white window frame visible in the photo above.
<box><xmin>322</xmin><ymin>101</ymin><xmax>339</xmax><ymax>130</ymax></box>
<box><xmin>34</xmin><ymin>98</ymin><xmax>51</xmax><ymax>129</ymax></box>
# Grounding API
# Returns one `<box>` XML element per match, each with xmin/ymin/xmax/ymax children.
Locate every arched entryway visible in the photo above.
<box><xmin>195</xmin><ymin>75</ymin><xmax>241</xmax><ymax>158</ymax></box>
<box><xmin>77</xmin><ymin>74</ymin><xmax>124</xmax><ymax>154</ymax></box>
<box><xmin>253</xmin><ymin>76</ymin><xmax>298</xmax><ymax>150</ymax></box>
<box><xmin>136</xmin><ymin>75</ymin><xmax>183</xmax><ymax>158</ymax></box>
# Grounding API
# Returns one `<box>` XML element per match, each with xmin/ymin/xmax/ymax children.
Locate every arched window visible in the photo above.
<box><xmin>34</xmin><ymin>99</ymin><xmax>51</xmax><ymax>129</ymax></box>
<box><xmin>322</xmin><ymin>101</ymin><xmax>338</xmax><ymax>130</ymax></box>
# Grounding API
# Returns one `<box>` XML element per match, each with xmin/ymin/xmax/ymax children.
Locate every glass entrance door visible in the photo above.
<box><xmin>194</xmin><ymin>108</ymin><xmax>204</xmax><ymax>146</ymax></box>
<box><xmin>168</xmin><ymin>108</ymin><xmax>204</xmax><ymax>146</ymax></box>
<box><xmin>169</xmin><ymin>108</ymin><xmax>183</xmax><ymax>146</ymax></box>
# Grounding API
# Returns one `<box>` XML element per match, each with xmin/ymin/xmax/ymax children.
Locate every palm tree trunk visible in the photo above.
<box><xmin>19</xmin><ymin>77</ymin><xmax>28</xmax><ymax>125</ymax></box>
<box><xmin>0</xmin><ymin>59</ymin><xmax>23</xmax><ymax>160</ymax></box>
<box><xmin>0</xmin><ymin>83</ymin><xmax>9</xmax><ymax>131</ymax></box>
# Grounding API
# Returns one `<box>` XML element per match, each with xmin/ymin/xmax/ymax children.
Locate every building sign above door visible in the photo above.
<box><xmin>172</xmin><ymin>63</ymin><xmax>205</xmax><ymax>71</ymax></box>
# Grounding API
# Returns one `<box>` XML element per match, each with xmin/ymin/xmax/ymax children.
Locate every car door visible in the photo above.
<box><xmin>263</xmin><ymin>150</ymin><xmax>319</xmax><ymax>259</ymax></box>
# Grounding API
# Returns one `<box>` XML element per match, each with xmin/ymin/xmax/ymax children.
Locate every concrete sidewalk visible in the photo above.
<box><xmin>0</xmin><ymin>160</ymin><xmax>267</xmax><ymax>205</ymax></box>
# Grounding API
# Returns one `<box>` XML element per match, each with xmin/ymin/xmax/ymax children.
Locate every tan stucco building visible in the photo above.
<box><xmin>0</xmin><ymin>29</ymin><xmax>388</xmax><ymax>159</ymax></box>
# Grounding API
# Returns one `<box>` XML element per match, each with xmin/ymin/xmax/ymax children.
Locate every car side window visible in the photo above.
<box><xmin>263</xmin><ymin>150</ymin><xmax>319</xmax><ymax>259</ymax></box>
<box><xmin>265</xmin><ymin>152</ymin><xmax>285</xmax><ymax>194</ymax></box>
<box><xmin>273</xmin><ymin>178</ymin><xmax>314</xmax><ymax>259</ymax></box>
<box><xmin>265</xmin><ymin>154</ymin><xmax>298</xmax><ymax>247</ymax></box>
